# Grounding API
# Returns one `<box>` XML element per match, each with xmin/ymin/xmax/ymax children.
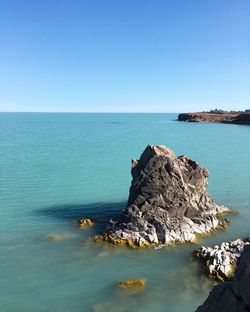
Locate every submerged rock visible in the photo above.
<box><xmin>117</xmin><ymin>279</ymin><xmax>145</xmax><ymax>289</ymax></box>
<box><xmin>194</xmin><ymin>238</ymin><xmax>250</xmax><ymax>282</ymax></box>
<box><xmin>97</xmin><ymin>145</ymin><xmax>229</xmax><ymax>247</ymax></box>
<box><xmin>196</xmin><ymin>245</ymin><xmax>250</xmax><ymax>312</ymax></box>
<box><xmin>44</xmin><ymin>232</ymin><xmax>75</xmax><ymax>240</ymax></box>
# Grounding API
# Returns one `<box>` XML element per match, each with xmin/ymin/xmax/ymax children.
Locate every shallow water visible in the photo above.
<box><xmin>0</xmin><ymin>113</ymin><xmax>249</xmax><ymax>312</ymax></box>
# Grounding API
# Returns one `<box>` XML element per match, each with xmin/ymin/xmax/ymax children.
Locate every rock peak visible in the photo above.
<box><xmin>139</xmin><ymin>144</ymin><xmax>176</xmax><ymax>161</ymax></box>
<box><xmin>149</xmin><ymin>145</ymin><xmax>175</xmax><ymax>156</ymax></box>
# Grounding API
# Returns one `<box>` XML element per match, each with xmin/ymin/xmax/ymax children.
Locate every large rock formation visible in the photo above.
<box><xmin>96</xmin><ymin>145</ymin><xmax>229</xmax><ymax>247</ymax></box>
<box><xmin>196</xmin><ymin>245</ymin><xmax>250</xmax><ymax>312</ymax></box>
<box><xmin>194</xmin><ymin>238</ymin><xmax>250</xmax><ymax>282</ymax></box>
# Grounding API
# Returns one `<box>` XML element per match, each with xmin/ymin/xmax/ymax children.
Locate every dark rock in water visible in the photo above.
<box><xmin>194</xmin><ymin>238</ymin><xmax>250</xmax><ymax>282</ymax></box>
<box><xmin>97</xmin><ymin>145</ymin><xmax>229</xmax><ymax>247</ymax></box>
<box><xmin>231</xmin><ymin>113</ymin><xmax>250</xmax><ymax>125</ymax></box>
<box><xmin>196</xmin><ymin>245</ymin><xmax>250</xmax><ymax>312</ymax></box>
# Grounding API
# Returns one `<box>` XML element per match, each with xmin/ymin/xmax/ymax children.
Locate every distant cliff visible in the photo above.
<box><xmin>178</xmin><ymin>112</ymin><xmax>250</xmax><ymax>125</ymax></box>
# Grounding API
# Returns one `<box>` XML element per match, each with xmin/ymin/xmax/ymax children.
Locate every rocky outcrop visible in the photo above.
<box><xmin>178</xmin><ymin>112</ymin><xmax>250</xmax><ymax>125</ymax></box>
<box><xmin>194</xmin><ymin>238</ymin><xmax>250</xmax><ymax>282</ymax></box>
<box><xmin>196</xmin><ymin>245</ymin><xmax>250</xmax><ymax>312</ymax></box>
<box><xmin>97</xmin><ymin>145</ymin><xmax>229</xmax><ymax>247</ymax></box>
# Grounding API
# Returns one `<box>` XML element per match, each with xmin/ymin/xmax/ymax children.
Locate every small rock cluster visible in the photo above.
<box><xmin>78</xmin><ymin>218</ymin><xmax>94</xmax><ymax>228</ymax></box>
<box><xmin>194</xmin><ymin>238</ymin><xmax>250</xmax><ymax>282</ymax></box>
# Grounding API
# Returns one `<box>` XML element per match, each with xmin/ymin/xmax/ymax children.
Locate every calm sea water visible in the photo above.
<box><xmin>0</xmin><ymin>113</ymin><xmax>249</xmax><ymax>312</ymax></box>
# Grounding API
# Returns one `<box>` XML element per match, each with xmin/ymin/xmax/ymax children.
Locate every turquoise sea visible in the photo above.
<box><xmin>0</xmin><ymin>113</ymin><xmax>250</xmax><ymax>312</ymax></box>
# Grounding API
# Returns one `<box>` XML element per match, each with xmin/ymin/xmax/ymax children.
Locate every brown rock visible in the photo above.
<box><xmin>78</xmin><ymin>218</ymin><xmax>94</xmax><ymax>228</ymax></box>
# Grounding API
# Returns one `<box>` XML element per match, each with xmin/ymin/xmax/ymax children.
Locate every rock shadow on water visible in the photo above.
<box><xmin>37</xmin><ymin>201</ymin><xmax>126</xmax><ymax>233</ymax></box>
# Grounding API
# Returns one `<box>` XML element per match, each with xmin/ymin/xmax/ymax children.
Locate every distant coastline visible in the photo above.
<box><xmin>178</xmin><ymin>109</ymin><xmax>250</xmax><ymax>125</ymax></box>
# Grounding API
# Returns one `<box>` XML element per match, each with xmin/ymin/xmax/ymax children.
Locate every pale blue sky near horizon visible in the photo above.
<box><xmin>0</xmin><ymin>0</ymin><xmax>249</xmax><ymax>112</ymax></box>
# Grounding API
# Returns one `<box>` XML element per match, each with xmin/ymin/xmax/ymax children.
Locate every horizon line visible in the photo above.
<box><xmin>0</xmin><ymin>111</ymin><xmax>181</xmax><ymax>114</ymax></box>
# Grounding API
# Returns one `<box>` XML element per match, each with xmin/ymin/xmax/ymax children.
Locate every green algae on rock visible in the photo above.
<box><xmin>78</xmin><ymin>218</ymin><xmax>94</xmax><ymax>228</ymax></box>
<box><xmin>117</xmin><ymin>279</ymin><xmax>145</xmax><ymax>290</ymax></box>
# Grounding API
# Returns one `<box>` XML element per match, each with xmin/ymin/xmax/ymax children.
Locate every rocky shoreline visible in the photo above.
<box><xmin>196</xmin><ymin>245</ymin><xmax>250</xmax><ymax>312</ymax></box>
<box><xmin>178</xmin><ymin>112</ymin><xmax>250</xmax><ymax>125</ymax></box>
<box><xmin>96</xmin><ymin>145</ymin><xmax>230</xmax><ymax>247</ymax></box>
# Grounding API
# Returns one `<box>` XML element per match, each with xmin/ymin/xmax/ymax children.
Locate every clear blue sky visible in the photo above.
<box><xmin>0</xmin><ymin>0</ymin><xmax>249</xmax><ymax>112</ymax></box>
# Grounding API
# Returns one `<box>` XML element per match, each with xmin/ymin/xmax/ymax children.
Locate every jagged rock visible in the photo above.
<box><xmin>97</xmin><ymin>145</ymin><xmax>229</xmax><ymax>247</ymax></box>
<box><xmin>194</xmin><ymin>238</ymin><xmax>250</xmax><ymax>282</ymax></box>
<box><xmin>196</xmin><ymin>245</ymin><xmax>250</xmax><ymax>312</ymax></box>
